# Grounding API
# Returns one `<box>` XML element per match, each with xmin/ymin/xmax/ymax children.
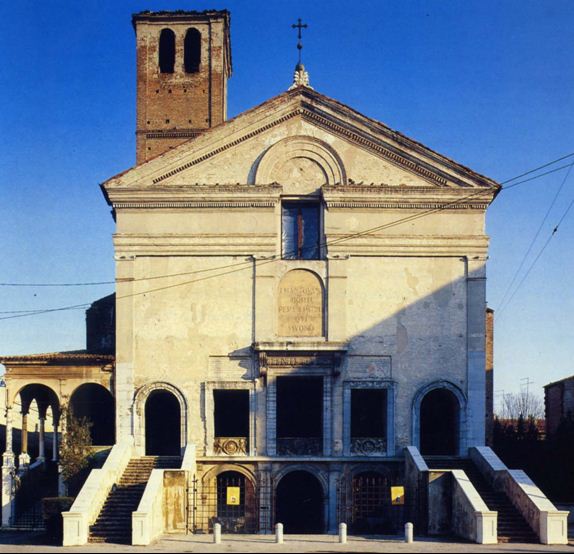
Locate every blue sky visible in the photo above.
<box><xmin>1</xmin><ymin>1</ymin><xmax>573</xmax><ymax>403</ymax></box>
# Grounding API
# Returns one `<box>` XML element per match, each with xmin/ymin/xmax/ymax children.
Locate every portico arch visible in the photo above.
<box><xmin>412</xmin><ymin>381</ymin><xmax>466</xmax><ymax>456</ymax></box>
<box><xmin>70</xmin><ymin>383</ymin><xmax>115</xmax><ymax>446</ymax></box>
<box><xmin>275</xmin><ymin>469</ymin><xmax>326</xmax><ymax>533</ymax></box>
<box><xmin>134</xmin><ymin>382</ymin><xmax>187</xmax><ymax>456</ymax></box>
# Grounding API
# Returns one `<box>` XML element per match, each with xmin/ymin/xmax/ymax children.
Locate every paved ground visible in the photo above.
<box><xmin>0</xmin><ymin>533</ymin><xmax>572</xmax><ymax>553</ymax></box>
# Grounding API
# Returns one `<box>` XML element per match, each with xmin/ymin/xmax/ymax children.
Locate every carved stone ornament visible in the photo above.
<box><xmin>350</xmin><ymin>438</ymin><xmax>387</xmax><ymax>456</ymax></box>
<box><xmin>213</xmin><ymin>437</ymin><xmax>248</xmax><ymax>456</ymax></box>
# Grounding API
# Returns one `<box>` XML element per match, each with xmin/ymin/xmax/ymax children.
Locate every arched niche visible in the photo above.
<box><xmin>412</xmin><ymin>381</ymin><xmax>466</xmax><ymax>456</ymax></box>
<box><xmin>134</xmin><ymin>382</ymin><xmax>187</xmax><ymax>456</ymax></box>
<box><xmin>159</xmin><ymin>28</ymin><xmax>176</xmax><ymax>73</ymax></box>
<box><xmin>184</xmin><ymin>28</ymin><xmax>201</xmax><ymax>73</ymax></box>
<box><xmin>69</xmin><ymin>383</ymin><xmax>115</xmax><ymax>446</ymax></box>
<box><xmin>253</xmin><ymin>136</ymin><xmax>346</xmax><ymax>193</ymax></box>
<box><xmin>277</xmin><ymin>269</ymin><xmax>324</xmax><ymax>338</ymax></box>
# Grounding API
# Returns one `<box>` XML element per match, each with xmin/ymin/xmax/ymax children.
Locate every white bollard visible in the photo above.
<box><xmin>339</xmin><ymin>522</ymin><xmax>347</xmax><ymax>544</ymax></box>
<box><xmin>214</xmin><ymin>522</ymin><xmax>222</xmax><ymax>544</ymax></box>
<box><xmin>275</xmin><ymin>522</ymin><xmax>284</xmax><ymax>544</ymax></box>
<box><xmin>405</xmin><ymin>522</ymin><xmax>413</xmax><ymax>543</ymax></box>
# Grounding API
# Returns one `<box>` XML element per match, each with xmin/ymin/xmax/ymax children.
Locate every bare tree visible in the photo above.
<box><xmin>496</xmin><ymin>391</ymin><xmax>544</xmax><ymax>421</ymax></box>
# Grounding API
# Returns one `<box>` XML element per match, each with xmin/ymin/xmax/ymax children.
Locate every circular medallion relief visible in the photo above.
<box><xmin>272</xmin><ymin>157</ymin><xmax>328</xmax><ymax>193</ymax></box>
<box><xmin>253</xmin><ymin>135</ymin><xmax>347</xmax><ymax>193</ymax></box>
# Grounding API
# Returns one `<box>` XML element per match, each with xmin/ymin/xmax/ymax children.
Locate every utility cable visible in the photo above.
<box><xmin>0</xmin><ymin>185</ymin><xmax>503</xmax><ymax>322</ymax></box>
<box><xmin>3</xmin><ymin>155</ymin><xmax>574</xmax><ymax>320</ymax></box>
<box><xmin>1</xmin><ymin>152</ymin><xmax>573</xmax><ymax>288</ymax></box>
<box><xmin>497</xmin><ymin>163</ymin><xmax>574</xmax><ymax>312</ymax></box>
<box><xmin>498</xmin><ymin>183</ymin><xmax>574</xmax><ymax>315</ymax></box>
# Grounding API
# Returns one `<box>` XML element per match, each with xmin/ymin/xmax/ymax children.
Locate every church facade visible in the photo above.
<box><xmin>11</xmin><ymin>8</ymin><xmax>564</xmax><ymax>544</ymax></box>
<box><xmin>105</xmin><ymin>8</ymin><xmax>498</xmax><ymax>536</ymax></box>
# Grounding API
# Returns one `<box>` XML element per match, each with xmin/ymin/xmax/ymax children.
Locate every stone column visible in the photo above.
<box><xmin>323</xmin><ymin>376</ymin><xmax>333</xmax><ymax>456</ymax></box>
<box><xmin>327</xmin><ymin>466</ymin><xmax>342</xmax><ymax>533</ymax></box>
<box><xmin>52</xmin><ymin>421</ymin><xmax>59</xmax><ymax>462</ymax></box>
<box><xmin>57</xmin><ymin>409</ymin><xmax>67</xmax><ymax>496</ymax></box>
<box><xmin>258</xmin><ymin>467</ymin><xmax>272</xmax><ymax>534</ymax></box>
<box><xmin>37</xmin><ymin>417</ymin><xmax>46</xmax><ymax>462</ymax></box>
<box><xmin>18</xmin><ymin>412</ymin><xmax>31</xmax><ymax>468</ymax></box>
<box><xmin>2</xmin><ymin>406</ymin><xmax>16</xmax><ymax>526</ymax></box>
<box><xmin>266</xmin><ymin>376</ymin><xmax>277</xmax><ymax>456</ymax></box>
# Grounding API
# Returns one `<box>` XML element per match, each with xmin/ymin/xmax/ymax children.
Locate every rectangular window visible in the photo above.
<box><xmin>281</xmin><ymin>202</ymin><xmax>320</xmax><ymax>259</ymax></box>
<box><xmin>214</xmin><ymin>390</ymin><xmax>249</xmax><ymax>438</ymax></box>
<box><xmin>276</xmin><ymin>376</ymin><xmax>323</xmax><ymax>455</ymax></box>
<box><xmin>351</xmin><ymin>389</ymin><xmax>387</xmax><ymax>439</ymax></box>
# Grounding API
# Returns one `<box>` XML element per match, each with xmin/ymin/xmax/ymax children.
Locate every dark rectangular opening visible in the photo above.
<box><xmin>351</xmin><ymin>389</ymin><xmax>387</xmax><ymax>438</ymax></box>
<box><xmin>214</xmin><ymin>390</ymin><xmax>249</xmax><ymax>438</ymax></box>
<box><xmin>281</xmin><ymin>202</ymin><xmax>321</xmax><ymax>260</ymax></box>
<box><xmin>276</xmin><ymin>376</ymin><xmax>323</xmax><ymax>455</ymax></box>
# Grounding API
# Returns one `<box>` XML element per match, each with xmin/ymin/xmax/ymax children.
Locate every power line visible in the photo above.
<box><xmin>0</xmin><ymin>185</ymin><xmax>497</xmax><ymax>322</ymax></box>
<box><xmin>497</xmin><ymin>163</ymin><xmax>574</xmax><ymax>311</ymax></box>
<box><xmin>500</xmin><ymin>152</ymin><xmax>574</xmax><ymax>185</ymax></box>
<box><xmin>1</xmin><ymin>153</ymin><xmax>573</xmax><ymax>289</ymax></box>
<box><xmin>501</xmin><ymin>162</ymin><xmax>574</xmax><ymax>191</ymax></box>
<box><xmin>498</xmin><ymin>189</ymin><xmax>574</xmax><ymax>315</ymax></box>
<box><xmin>2</xmin><ymin>153</ymin><xmax>573</xmax><ymax>320</ymax></box>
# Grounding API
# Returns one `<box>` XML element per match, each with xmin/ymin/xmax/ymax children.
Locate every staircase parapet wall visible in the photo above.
<box><xmin>181</xmin><ymin>444</ymin><xmax>197</xmax><ymax>473</ymax></box>
<box><xmin>404</xmin><ymin>446</ymin><xmax>429</xmax><ymax>534</ymax></box>
<box><xmin>132</xmin><ymin>469</ymin><xmax>165</xmax><ymax>546</ymax></box>
<box><xmin>62</xmin><ymin>439</ymin><xmax>133</xmax><ymax>546</ymax></box>
<box><xmin>450</xmin><ymin>469</ymin><xmax>497</xmax><ymax>544</ymax></box>
<box><xmin>470</xmin><ymin>446</ymin><xmax>569</xmax><ymax>545</ymax></box>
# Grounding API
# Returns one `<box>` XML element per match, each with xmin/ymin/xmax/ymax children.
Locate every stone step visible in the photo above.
<box><xmin>88</xmin><ymin>456</ymin><xmax>182</xmax><ymax>544</ymax></box>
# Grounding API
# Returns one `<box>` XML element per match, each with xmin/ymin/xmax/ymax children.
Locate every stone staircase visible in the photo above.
<box><xmin>88</xmin><ymin>456</ymin><xmax>181</xmax><ymax>544</ymax></box>
<box><xmin>425</xmin><ymin>457</ymin><xmax>539</xmax><ymax>544</ymax></box>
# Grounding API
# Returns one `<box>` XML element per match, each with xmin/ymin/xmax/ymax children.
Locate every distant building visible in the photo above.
<box><xmin>544</xmin><ymin>375</ymin><xmax>574</xmax><ymax>436</ymax></box>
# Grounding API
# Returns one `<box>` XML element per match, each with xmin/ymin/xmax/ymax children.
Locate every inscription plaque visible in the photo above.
<box><xmin>278</xmin><ymin>270</ymin><xmax>324</xmax><ymax>337</ymax></box>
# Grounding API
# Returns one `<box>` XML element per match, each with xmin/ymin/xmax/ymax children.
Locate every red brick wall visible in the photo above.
<box><xmin>133</xmin><ymin>12</ymin><xmax>231</xmax><ymax>164</ymax></box>
<box><xmin>485</xmin><ymin>308</ymin><xmax>494</xmax><ymax>445</ymax></box>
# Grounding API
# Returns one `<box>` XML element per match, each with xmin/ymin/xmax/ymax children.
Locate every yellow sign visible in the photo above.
<box><xmin>391</xmin><ymin>486</ymin><xmax>405</xmax><ymax>506</ymax></box>
<box><xmin>226</xmin><ymin>486</ymin><xmax>240</xmax><ymax>506</ymax></box>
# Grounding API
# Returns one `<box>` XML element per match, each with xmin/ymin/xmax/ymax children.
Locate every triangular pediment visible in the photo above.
<box><xmin>102</xmin><ymin>87</ymin><xmax>499</xmax><ymax>201</ymax></box>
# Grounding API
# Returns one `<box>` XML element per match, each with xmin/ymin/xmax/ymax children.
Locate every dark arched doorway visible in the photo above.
<box><xmin>70</xmin><ymin>384</ymin><xmax>115</xmax><ymax>446</ymax></box>
<box><xmin>420</xmin><ymin>388</ymin><xmax>459</xmax><ymax>455</ymax></box>
<box><xmin>275</xmin><ymin>471</ymin><xmax>324</xmax><ymax>533</ymax></box>
<box><xmin>215</xmin><ymin>471</ymin><xmax>257</xmax><ymax>533</ymax></box>
<box><xmin>145</xmin><ymin>390</ymin><xmax>181</xmax><ymax>456</ymax></box>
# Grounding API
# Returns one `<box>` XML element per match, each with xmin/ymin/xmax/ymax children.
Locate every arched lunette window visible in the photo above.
<box><xmin>184</xmin><ymin>28</ymin><xmax>201</xmax><ymax>73</ymax></box>
<box><xmin>159</xmin><ymin>28</ymin><xmax>176</xmax><ymax>73</ymax></box>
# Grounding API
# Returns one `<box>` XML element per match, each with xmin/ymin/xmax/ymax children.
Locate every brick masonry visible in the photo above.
<box><xmin>133</xmin><ymin>10</ymin><xmax>232</xmax><ymax>164</ymax></box>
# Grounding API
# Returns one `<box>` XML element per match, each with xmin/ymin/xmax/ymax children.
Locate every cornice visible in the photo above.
<box><xmin>105</xmin><ymin>184</ymin><xmax>282</xmax><ymax>209</ymax></box>
<box><xmin>322</xmin><ymin>184</ymin><xmax>495</xmax><ymax>210</ymax></box>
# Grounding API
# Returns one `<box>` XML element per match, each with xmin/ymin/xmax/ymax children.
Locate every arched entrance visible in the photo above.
<box><xmin>215</xmin><ymin>471</ymin><xmax>257</xmax><ymax>533</ymax></box>
<box><xmin>275</xmin><ymin>470</ymin><xmax>324</xmax><ymax>534</ymax></box>
<box><xmin>420</xmin><ymin>388</ymin><xmax>459</xmax><ymax>455</ymax></box>
<box><xmin>145</xmin><ymin>390</ymin><xmax>181</xmax><ymax>456</ymax></box>
<box><xmin>70</xmin><ymin>384</ymin><xmax>115</xmax><ymax>446</ymax></box>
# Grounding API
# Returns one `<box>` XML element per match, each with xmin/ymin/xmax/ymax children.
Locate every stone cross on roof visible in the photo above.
<box><xmin>289</xmin><ymin>18</ymin><xmax>312</xmax><ymax>90</ymax></box>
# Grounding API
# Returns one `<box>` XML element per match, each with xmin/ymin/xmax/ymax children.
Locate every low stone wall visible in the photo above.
<box><xmin>132</xmin><ymin>469</ymin><xmax>165</xmax><ymax>545</ymax></box>
<box><xmin>404</xmin><ymin>446</ymin><xmax>429</xmax><ymax>533</ymax></box>
<box><xmin>450</xmin><ymin>470</ymin><xmax>497</xmax><ymax>544</ymax></box>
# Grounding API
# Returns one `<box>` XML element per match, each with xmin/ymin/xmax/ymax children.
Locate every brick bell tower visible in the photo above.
<box><xmin>132</xmin><ymin>10</ymin><xmax>232</xmax><ymax>164</ymax></box>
